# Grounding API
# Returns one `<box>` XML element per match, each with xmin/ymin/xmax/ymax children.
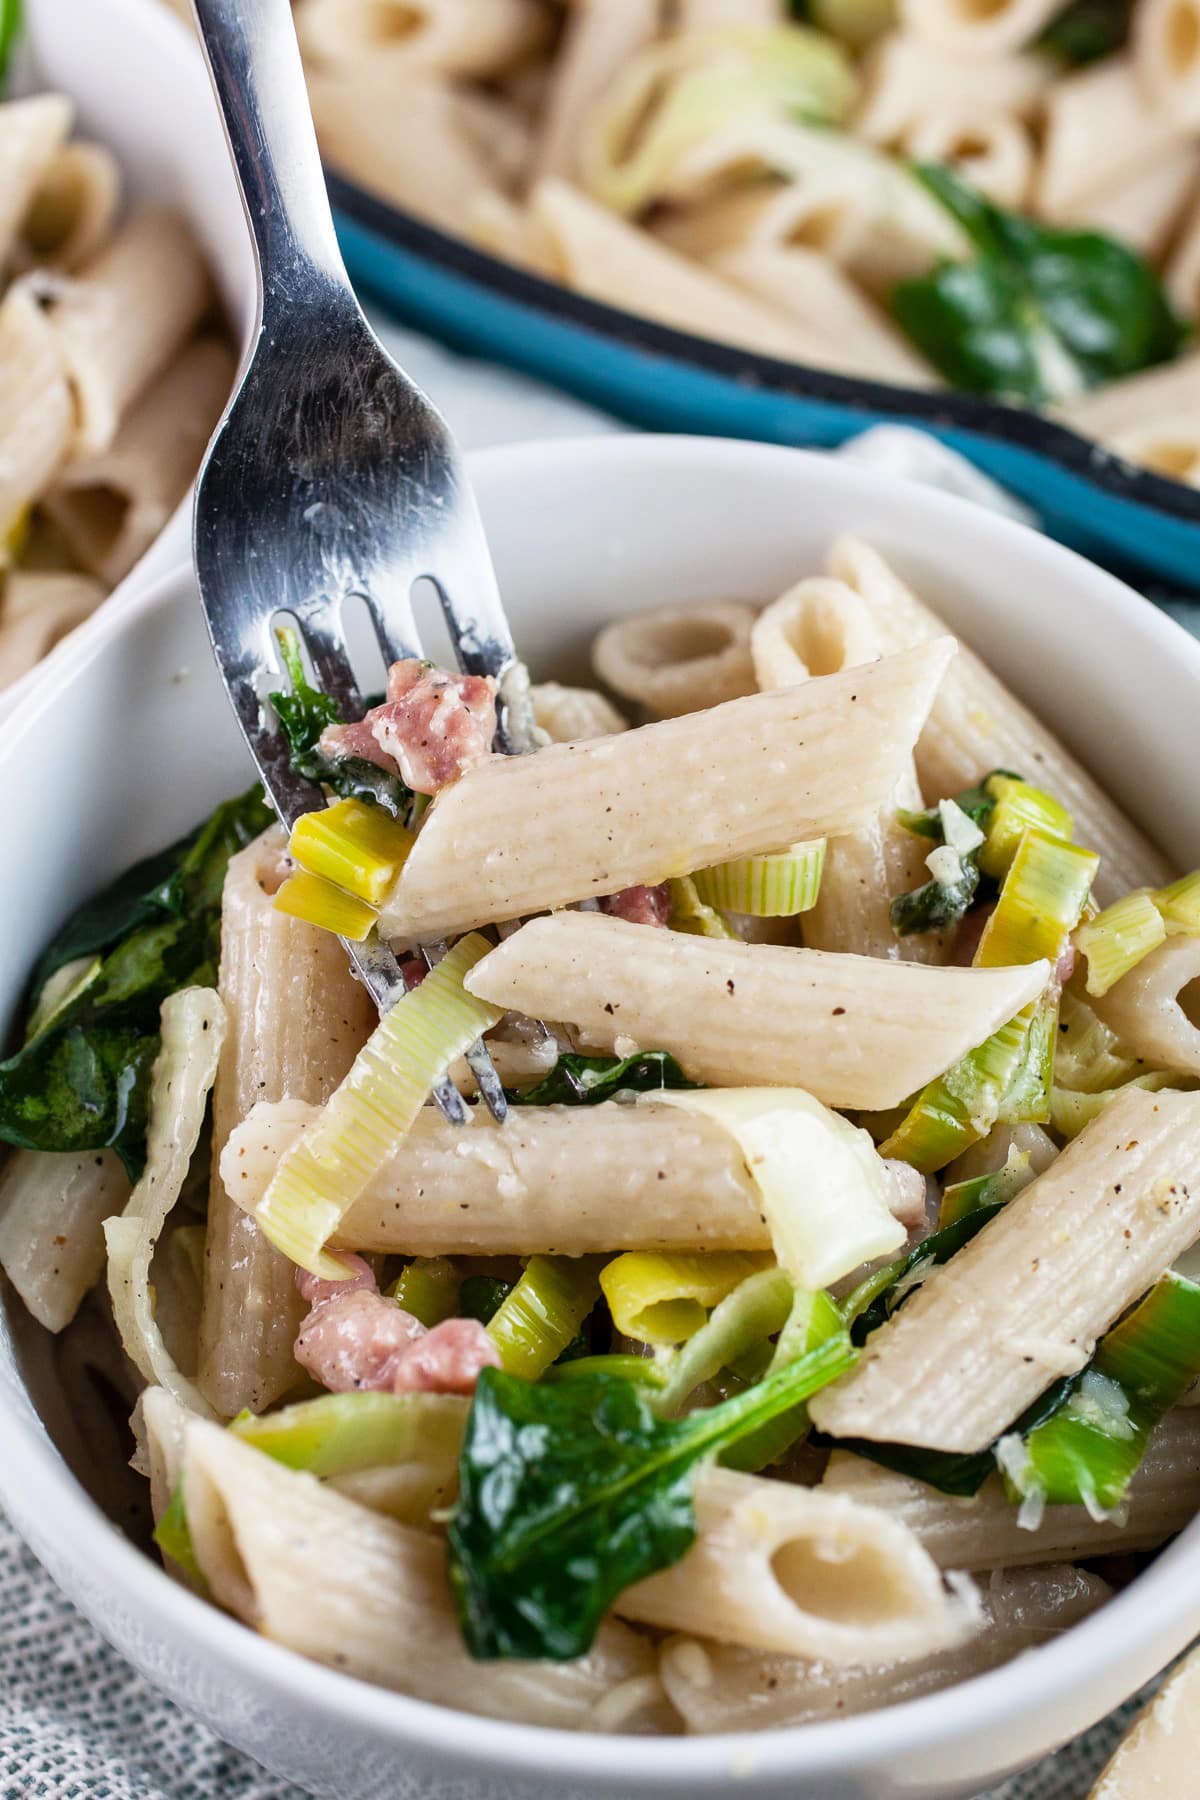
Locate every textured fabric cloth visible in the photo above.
<box><xmin>2</xmin><ymin>321</ymin><xmax>1196</xmax><ymax>1800</ymax></box>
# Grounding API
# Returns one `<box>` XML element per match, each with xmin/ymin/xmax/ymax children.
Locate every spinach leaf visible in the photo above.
<box><xmin>896</xmin><ymin>770</ymin><xmax>1019</xmax><ymax>844</ymax></box>
<box><xmin>448</xmin><ymin>1335</ymin><xmax>855</xmax><ymax>1660</ymax></box>
<box><xmin>1</xmin><ymin>787</ymin><xmax>271</xmax><ymax>1177</ymax></box>
<box><xmin>458</xmin><ymin>1275</ymin><xmax>514</xmax><ymax>1325</ymax></box>
<box><xmin>891</xmin><ymin>165</ymin><xmax>1188</xmax><ymax>403</ymax></box>
<box><xmin>511</xmin><ymin>1049</ymin><xmax>700</xmax><ymax>1107</ymax></box>
<box><xmin>1038</xmin><ymin>0</ymin><xmax>1130</xmax><ymax>64</ymax></box>
<box><xmin>268</xmin><ymin>628</ymin><xmax>412</xmax><ymax>818</ymax></box>
<box><xmin>889</xmin><ymin>861</ymin><xmax>981</xmax><ymax>937</ymax></box>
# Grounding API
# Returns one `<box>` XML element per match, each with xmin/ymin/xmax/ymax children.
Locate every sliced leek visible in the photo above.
<box><xmin>1156</xmin><ymin>870</ymin><xmax>1200</xmax><ymax>933</ymax></box>
<box><xmin>879</xmin><ymin>1004</ymin><xmax>1035</xmax><ymax>1174</ymax></box>
<box><xmin>668</xmin><ymin>875</ymin><xmax>738</xmax><ymax>939</ymax></box>
<box><xmin>600</xmin><ymin>1250</ymin><xmax>775</xmax><ymax>1347</ymax></box>
<box><xmin>655</xmin><ymin>1267</ymin><xmax>795</xmax><ymax>1415</ymax></box>
<box><xmin>692</xmin><ymin>839</ymin><xmax>825</xmax><ymax>917</ymax></box>
<box><xmin>24</xmin><ymin>953</ymin><xmax>101</xmax><ymax>1043</ymax></box>
<box><xmin>975</xmin><ymin>832</ymin><xmax>1099</xmax><ymax>970</ymax></box>
<box><xmin>648</xmin><ymin>1087</ymin><xmax>904</xmax><ymax>1287</ymax></box>
<box><xmin>581</xmin><ymin>25</ymin><xmax>856</xmax><ymax>215</ymax></box>
<box><xmin>722</xmin><ymin>1286</ymin><xmax>846</xmax><ymax>1473</ymax></box>
<box><xmin>288</xmin><ymin>799</ymin><xmax>415</xmax><ymax>906</ymax></box>
<box><xmin>1003</xmin><ymin>1273</ymin><xmax>1200</xmax><ymax>1513</ymax></box>
<box><xmin>977</xmin><ymin>775</ymin><xmax>1073</xmax><ymax>882</ymax></box>
<box><xmin>938</xmin><ymin>1145</ymin><xmax>1033</xmax><ymax>1230</ymax></box>
<box><xmin>1049</xmin><ymin>1071</ymin><xmax>1188</xmax><ymax>1139</ymax></box>
<box><xmin>231</xmin><ymin>1388</ymin><xmax>468</xmax><ymax>1477</ymax></box>
<box><xmin>255</xmin><ymin>934</ymin><xmax>502</xmax><ymax>1277</ymax></box>
<box><xmin>1053</xmin><ymin>988</ymin><xmax>1143</xmax><ymax>1094</ymax></box>
<box><xmin>273</xmin><ymin>869</ymin><xmax>378</xmax><ymax>941</ymax></box>
<box><xmin>487</xmin><ymin>1255</ymin><xmax>602</xmax><ymax>1379</ymax></box>
<box><xmin>388</xmin><ymin>1256</ymin><xmax>461</xmax><ymax>1327</ymax></box>
<box><xmin>1074</xmin><ymin>890</ymin><xmax>1166</xmax><ymax>998</ymax></box>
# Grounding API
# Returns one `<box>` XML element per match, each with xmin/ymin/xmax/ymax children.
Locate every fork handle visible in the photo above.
<box><xmin>190</xmin><ymin>0</ymin><xmax>353</xmax><ymax>320</ymax></box>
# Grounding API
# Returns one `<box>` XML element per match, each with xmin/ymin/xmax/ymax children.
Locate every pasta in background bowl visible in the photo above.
<box><xmin>2</xmin><ymin>435</ymin><xmax>1200</xmax><ymax>1799</ymax></box>
<box><xmin>146</xmin><ymin>0</ymin><xmax>1200</xmax><ymax>585</ymax></box>
<box><xmin>0</xmin><ymin>0</ymin><xmax>253</xmax><ymax>714</ymax></box>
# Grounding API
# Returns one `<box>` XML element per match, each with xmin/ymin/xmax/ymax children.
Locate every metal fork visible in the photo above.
<box><xmin>189</xmin><ymin>0</ymin><xmax>533</xmax><ymax>1124</ymax></box>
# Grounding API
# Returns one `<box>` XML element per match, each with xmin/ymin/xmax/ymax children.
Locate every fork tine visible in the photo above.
<box><xmin>291</xmin><ymin>601</ymin><xmax>364</xmax><ymax>718</ymax></box>
<box><xmin>363</xmin><ymin>590</ymin><xmax>422</xmax><ymax>669</ymax></box>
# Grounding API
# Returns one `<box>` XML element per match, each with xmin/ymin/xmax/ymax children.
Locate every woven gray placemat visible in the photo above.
<box><xmin>0</xmin><ymin>1502</ymin><xmax>1158</xmax><ymax>1800</ymax></box>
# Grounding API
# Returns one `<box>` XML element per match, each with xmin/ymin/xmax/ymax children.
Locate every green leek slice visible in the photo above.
<box><xmin>255</xmin><ymin>933</ymin><xmax>502</xmax><ymax>1276</ymax></box>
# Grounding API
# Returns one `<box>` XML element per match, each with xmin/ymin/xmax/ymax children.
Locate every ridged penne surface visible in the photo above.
<box><xmin>821</xmin><ymin>1406</ymin><xmax>1200</xmax><ymax>1569</ymax></box>
<box><xmin>465</xmin><ymin>912</ymin><xmax>1048</xmax><ymax>1110</ymax></box>
<box><xmin>197</xmin><ymin>830</ymin><xmax>376</xmax><ymax>1418</ymax></box>
<box><xmin>828</xmin><ymin>536</ymin><xmax>1174</xmax><ymax>900</ymax></box>
<box><xmin>659</xmin><ymin>1564</ymin><xmax>1110</xmax><ymax>1732</ymax></box>
<box><xmin>379</xmin><ymin>638</ymin><xmax>952</xmax><ymax>943</ymax></box>
<box><xmin>183</xmin><ymin>1422</ymin><xmax>668</xmax><ymax>1730</ymax></box>
<box><xmin>811</xmin><ymin>1088</ymin><xmax>1200</xmax><ymax>1451</ymax></box>
<box><xmin>618</xmin><ymin>1465</ymin><xmax>980</xmax><ymax>1663</ymax></box>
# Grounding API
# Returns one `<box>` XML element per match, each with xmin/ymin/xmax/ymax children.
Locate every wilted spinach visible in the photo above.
<box><xmin>269</xmin><ymin>628</ymin><xmax>412</xmax><ymax>818</ymax></box>
<box><xmin>0</xmin><ymin>787</ymin><xmax>271</xmax><ymax>1177</ymax></box>
<box><xmin>448</xmin><ymin>1336</ymin><xmax>855</xmax><ymax>1660</ymax></box>
<box><xmin>891</xmin><ymin>164</ymin><xmax>1188</xmax><ymax>403</ymax></box>
<box><xmin>1038</xmin><ymin>0</ymin><xmax>1131</xmax><ymax>63</ymax></box>
<box><xmin>511</xmin><ymin>1049</ymin><xmax>700</xmax><ymax>1107</ymax></box>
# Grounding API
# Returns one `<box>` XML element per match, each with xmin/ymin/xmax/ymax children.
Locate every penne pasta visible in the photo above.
<box><xmin>618</xmin><ymin>1465</ymin><xmax>980</xmax><ymax>1662</ymax></box>
<box><xmin>223</xmin><ymin>1092</ymin><xmax>905</xmax><ymax>1257</ymax></box>
<box><xmin>1166</xmin><ymin>187</ymin><xmax>1200</xmax><ymax>322</ymax></box>
<box><xmin>17</xmin><ymin>139</ymin><xmax>121</xmax><ymax>273</ymax></box>
<box><xmin>0</xmin><ymin>571</ymin><xmax>105</xmax><ymax>691</ymax></box>
<box><xmin>591</xmin><ymin>600</ymin><xmax>757</xmax><ymax>717</ymax></box>
<box><xmin>532</xmin><ymin>0</ymin><xmax>662</xmax><ymax>185</ymax></box>
<box><xmin>1036</xmin><ymin>57</ymin><xmax>1184</xmax><ymax>222</ymax></box>
<box><xmin>531</xmin><ymin>680</ymin><xmax>628</xmax><ymax>742</ymax></box>
<box><xmin>855</xmin><ymin>34</ymin><xmax>1054</xmax><ymax>142</ymax></box>
<box><xmin>1092</xmin><ymin>935</ymin><xmax>1200</xmax><ymax>1075</ymax></box>
<box><xmin>1058</xmin><ymin>352</ymin><xmax>1200</xmax><ymax>490</ymax></box>
<box><xmin>897</xmin><ymin>0</ymin><xmax>1065</xmax><ymax>59</ymax></box>
<box><xmin>43</xmin><ymin>336</ymin><xmax>235</xmax><ymax>586</ymax></box>
<box><xmin>306</xmin><ymin>68</ymin><xmax>517</xmax><ymax>233</ymax></box>
<box><xmin>43</xmin><ymin>206</ymin><xmax>214</xmax><ymax>456</ymax></box>
<box><xmin>710</xmin><ymin>243</ymin><xmax>939</xmax><ymax>385</ymax></box>
<box><xmin>659</xmin><ymin>1564</ymin><xmax>1111</xmax><ymax>1731</ymax></box>
<box><xmin>0</xmin><ymin>1147</ymin><xmax>129</xmax><ymax>1333</ymax></box>
<box><xmin>377</xmin><ymin>638</ymin><xmax>955</xmax><ymax>942</ymax></box>
<box><xmin>0</xmin><ymin>284</ymin><xmax>75</xmax><ymax>545</ymax></box>
<box><xmin>1133</xmin><ymin>0</ymin><xmax>1200</xmax><ymax>127</ymax></box>
<box><xmin>811</xmin><ymin>1088</ymin><xmax>1200</xmax><ymax>1451</ymax></box>
<box><xmin>528</xmin><ymin>177</ymin><xmax>852</xmax><ymax>361</ymax></box>
<box><xmin>197</xmin><ymin>829</ymin><xmax>376</xmax><ymax>1419</ymax></box>
<box><xmin>821</xmin><ymin>1405</ymin><xmax>1200</xmax><ymax>1568</ymax></box>
<box><xmin>902</xmin><ymin>112</ymin><xmax>1034</xmax><ymax>211</ymax></box>
<box><xmin>1052</xmin><ymin>143</ymin><xmax>1200</xmax><ymax>262</ymax></box>
<box><xmin>0</xmin><ymin>93</ymin><xmax>73</xmax><ymax>266</ymax></box>
<box><xmin>464</xmin><ymin>912</ymin><xmax>1048</xmax><ymax>1108</ymax></box>
<box><xmin>827</xmin><ymin>536</ymin><xmax>1174</xmax><ymax>900</ymax></box>
<box><xmin>750</xmin><ymin>577</ymin><xmax>937</xmax><ymax>962</ymax></box>
<box><xmin>295</xmin><ymin>0</ymin><xmax>550</xmax><ymax>81</ymax></box>
<box><xmin>182</xmin><ymin>1421</ymin><xmax>670</xmax><ymax>1730</ymax></box>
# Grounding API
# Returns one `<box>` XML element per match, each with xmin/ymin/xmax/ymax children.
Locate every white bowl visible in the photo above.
<box><xmin>2</xmin><ymin>436</ymin><xmax>1199</xmax><ymax>1800</ymax></box>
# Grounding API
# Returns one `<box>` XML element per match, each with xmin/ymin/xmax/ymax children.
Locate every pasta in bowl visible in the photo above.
<box><xmin>0</xmin><ymin>83</ymin><xmax>234</xmax><ymax>694</ymax></box>
<box><xmin>2</xmin><ymin>436</ymin><xmax>1200</xmax><ymax>1798</ymax></box>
